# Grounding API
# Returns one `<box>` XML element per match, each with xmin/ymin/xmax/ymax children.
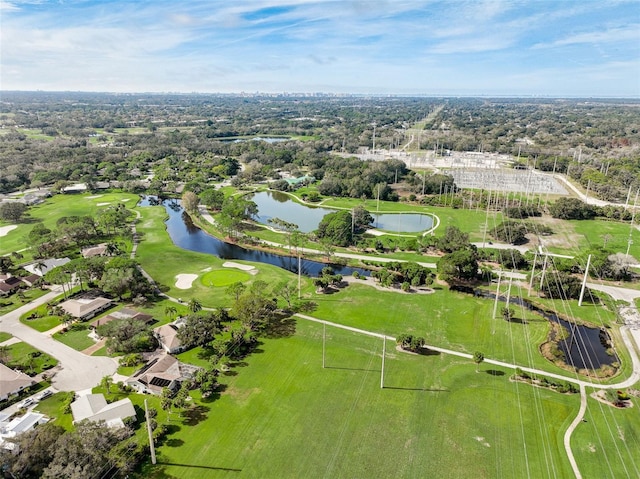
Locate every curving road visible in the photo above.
<box><xmin>0</xmin><ymin>288</ymin><xmax>118</xmax><ymax>392</ymax></box>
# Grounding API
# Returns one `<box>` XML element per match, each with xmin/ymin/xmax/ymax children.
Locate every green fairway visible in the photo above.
<box><xmin>0</xmin><ymin>191</ymin><xmax>139</xmax><ymax>257</ymax></box>
<box><xmin>142</xmin><ymin>319</ymin><xmax>578</xmax><ymax>478</ymax></box>
<box><xmin>572</xmin><ymin>388</ymin><xmax>640</xmax><ymax>478</ymax></box>
<box><xmin>134</xmin><ymin>205</ymin><xmax>310</xmax><ymax>308</ymax></box>
<box><xmin>200</xmin><ymin>269</ymin><xmax>251</xmax><ymax>287</ymax></box>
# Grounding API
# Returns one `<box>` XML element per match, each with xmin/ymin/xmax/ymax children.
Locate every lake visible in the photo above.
<box><xmin>250</xmin><ymin>191</ymin><xmax>434</xmax><ymax>233</ymax></box>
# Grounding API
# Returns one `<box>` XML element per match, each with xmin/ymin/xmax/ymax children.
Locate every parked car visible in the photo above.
<box><xmin>36</xmin><ymin>390</ymin><xmax>53</xmax><ymax>401</ymax></box>
<box><xmin>18</xmin><ymin>398</ymin><xmax>34</xmax><ymax>409</ymax></box>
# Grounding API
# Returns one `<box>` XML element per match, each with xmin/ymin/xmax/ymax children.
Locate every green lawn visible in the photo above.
<box><xmin>34</xmin><ymin>392</ymin><xmax>75</xmax><ymax>431</ymax></box>
<box><xmin>0</xmin><ymin>288</ymin><xmax>49</xmax><ymax>316</ymax></box>
<box><xmin>139</xmin><ymin>319</ymin><xmax>579</xmax><ymax>478</ymax></box>
<box><xmin>20</xmin><ymin>313</ymin><xmax>63</xmax><ymax>332</ymax></box>
<box><xmin>53</xmin><ymin>326</ymin><xmax>95</xmax><ymax>351</ymax></box>
<box><xmin>0</xmin><ymin>332</ymin><xmax>12</xmax><ymax>343</ymax></box>
<box><xmin>3</xmin><ymin>341</ymin><xmax>58</xmax><ymax>375</ymax></box>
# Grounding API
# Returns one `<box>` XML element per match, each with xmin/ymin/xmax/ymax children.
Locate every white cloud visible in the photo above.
<box><xmin>533</xmin><ymin>24</ymin><xmax>640</xmax><ymax>49</ymax></box>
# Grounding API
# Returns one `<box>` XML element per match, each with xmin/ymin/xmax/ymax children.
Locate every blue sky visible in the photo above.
<box><xmin>1</xmin><ymin>0</ymin><xmax>639</xmax><ymax>96</ymax></box>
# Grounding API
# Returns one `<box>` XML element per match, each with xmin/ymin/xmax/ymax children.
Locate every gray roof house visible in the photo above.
<box><xmin>0</xmin><ymin>364</ymin><xmax>36</xmax><ymax>401</ymax></box>
<box><xmin>70</xmin><ymin>393</ymin><xmax>136</xmax><ymax>428</ymax></box>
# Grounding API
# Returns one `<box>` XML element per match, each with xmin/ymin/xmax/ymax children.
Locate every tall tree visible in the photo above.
<box><xmin>182</xmin><ymin>191</ymin><xmax>200</xmax><ymax>214</ymax></box>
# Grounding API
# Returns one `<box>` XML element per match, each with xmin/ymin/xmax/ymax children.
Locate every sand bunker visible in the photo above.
<box><xmin>97</xmin><ymin>202</ymin><xmax>111</xmax><ymax>206</ymax></box>
<box><xmin>175</xmin><ymin>273</ymin><xmax>198</xmax><ymax>289</ymax></box>
<box><xmin>86</xmin><ymin>195</ymin><xmax>103</xmax><ymax>199</ymax></box>
<box><xmin>0</xmin><ymin>225</ymin><xmax>18</xmax><ymax>237</ymax></box>
<box><xmin>223</xmin><ymin>261</ymin><xmax>256</xmax><ymax>271</ymax></box>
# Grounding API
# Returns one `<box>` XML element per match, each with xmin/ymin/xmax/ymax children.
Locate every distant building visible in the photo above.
<box><xmin>61</xmin><ymin>183</ymin><xmax>88</xmax><ymax>194</ymax></box>
<box><xmin>81</xmin><ymin>243</ymin><xmax>108</xmax><ymax>258</ymax></box>
<box><xmin>0</xmin><ymin>363</ymin><xmax>36</xmax><ymax>401</ymax></box>
<box><xmin>70</xmin><ymin>393</ymin><xmax>136</xmax><ymax>428</ymax></box>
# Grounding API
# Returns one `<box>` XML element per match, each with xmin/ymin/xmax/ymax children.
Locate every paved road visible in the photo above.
<box><xmin>0</xmin><ymin>288</ymin><xmax>117</xmax><ymax>392</ymax></box>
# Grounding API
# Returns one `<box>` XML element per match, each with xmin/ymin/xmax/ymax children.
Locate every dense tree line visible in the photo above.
<box><xmin>2</xmin><ymin>92</ymin><xmax>636</xmax><ymax>202</ymax></box>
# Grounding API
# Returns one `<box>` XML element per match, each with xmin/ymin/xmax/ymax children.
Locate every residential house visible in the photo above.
<box><xmin>0</xmin><ymin>364</ymin><xmax>36</xmax><ymax>401</ymax></box>
<box><xmin>59</xmin><ymin>295</ymin><xmax>112</xmax><ymax>321</ymax></box>
<box><xmin>0</xmin><ymin>412</ymin><xmax>48</xmax><ymax>453</ymax></box>
<box><xmin>20</xmin><ymin>274</ymin><xmax>41</xmax><ymax>287</ymax></box>
<box><xmin>70</xmin><ymin>393</ymin><xmax>136</xmax><ymax>428</ymax></box>
<box><xmin>153</xmin><ymin>318</ymin><xmax>185</xmax><ymax>354</ymax></box>
<box><xmin>24</xmin><ymin>257</ymin><xmax>71</xmax><ymax>277</ymax></box>
<box><xmin>61</xmin><ymin>183</ymin><xmax>87</xmax><ymax>194</ymax></box>
<box><xmin>90</xmin><ymin>307</ymin><xmax>154</xmax><ymax>331</ymax></box>
<box><xmin>81</xmin><ymin>243</ymin><xmax>108</xmax><ymax>258</ymax></box>
<box><xmin>126</xmin><ymin>354</ymin><xmax>199</xmax><ymax>396</ymax></box>
<box><xmin>0</xmin><ymin>275</ymin><xmax>22</xmax><ymax>297</ymax></box>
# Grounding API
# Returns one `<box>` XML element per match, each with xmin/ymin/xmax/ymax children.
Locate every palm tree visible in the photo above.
<box><xmin>101</xmin><ymin>375</ymin><xmax>113</xmax><ymax>394</ymax></box>
<box><xmin>164</xmin><ymin>305</ymin><xmax>177</xmax><ymax>320</ymax></box>
<box><xmin>188</xmin><ymin>298</ymin><xmax>202</xmax><ymax>313</ymax></box>
<box><xmin>473</xmin><ymin>351</ymin><xmax>485</xmax><ymax>373</ymax></box>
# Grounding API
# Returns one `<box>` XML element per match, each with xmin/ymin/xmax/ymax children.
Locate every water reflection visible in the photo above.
<box><xmin>251</xmin><ymin>191</ymin><xmax>433</xmax><ymax>233</ymax></box>
<box><xmin>139</xmin><ymin>196</ymin><xmax>369</xmax><ymax>278</ymax></box>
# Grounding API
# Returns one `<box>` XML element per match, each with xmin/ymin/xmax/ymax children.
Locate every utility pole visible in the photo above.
<box><xmin>380</xmin><ymin>336</ymin><xmax>386</xmax><ymax>389</ymax></box>
<box><xmin>322</xmin><ymin>323</ymin><xmax>326</xmax><ymax>368</ymax></box>
<box><xmin>298</xmin><ymin>253</ymin><xmax>302</xmax><ymax>300</ymax></box>
<box><xmin>578</xmin><ymin>254</ymin><xmax>592</xmax><ymax>307</ymax></box>
<box><xmin>145</xmin><ymin>399</ymin><xmax>156</xmax><ymax>465</ymax></box>
<box><xmin>528</xmin><ymin>252</ymin><xmax>538</xmax><ymax>295</ymax></box>
<box><xmin>492</xmin><ymin>271</ymin><xmax>503</xmax><ymax>320</ymax></box>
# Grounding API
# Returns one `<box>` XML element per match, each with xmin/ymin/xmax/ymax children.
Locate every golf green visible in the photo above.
<box><xmin>200</xmin><ymin>269</ymin><xmax>251</xmax><ymax>287</ymax></box>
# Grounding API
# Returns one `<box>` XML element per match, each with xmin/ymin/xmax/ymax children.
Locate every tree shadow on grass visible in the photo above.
<box><xmin>262</xmin><ymin>316</ymin><xmax>296</xmax><ymax>339</ymax></box>
<box><xmin>418</xmin><ymin>348</ymin><xmax>441</xmax><ymax>356</ymax></box>
<box><xmin>325</xmin><ymin>366</ymin><xmax>380</xmax><ymax>373</ymax></box>
<box><xmin>485</xmin><ymin>369</ymin><xmax>505</xmax><ymax>376</ymax></box>
<box><xmin>505</xmin><ymin>317</ymin><xmax>528</xmax><ymax>324</ymax></box>
<box><xmin>156</xmin><ymin>462</ymin><xmax>241</xmax><ymax>472</ymax></box>
<box><xmin>383</xmin><ymin>386</ymin><xmax>450</xmax><ymax>392</ymax></box>
<box><xmin>165</xmin><ymin>438</ymin><xmax>184</xmax><ymax>447</ymax></box>
<box><xmin>200</xmin><ymin>384</ymin><xmax>227</xmax><ymax>404</ymax></box>
<box><xmin>180</xmin><ymin>404</ymin><xmax>209</xmax><ymax>426</ymax></box>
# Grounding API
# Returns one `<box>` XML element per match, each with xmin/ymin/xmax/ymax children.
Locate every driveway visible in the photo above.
<box><xmin>0</xmin><ymin>289</ymin><xmax>117</xmax><ymax>391</ymax></box>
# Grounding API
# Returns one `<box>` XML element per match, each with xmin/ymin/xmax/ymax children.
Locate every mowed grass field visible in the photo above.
<box><xmin>572</xmin><ymin>388</ymin><xmax>640</xmax><ymax>478</ymax></box>
<box><xmin>0</xmin><ymin>191</ymin><xmax>139</xmax><ymax>258</ymax></box>
<box><xmin>143</xmin><ymin>319</ymin><xmax>578</xmax><ymax>479</ymax></box>
<box><xmin>134</xmin><ymin>205</ymin><xmax>313</xmax><ymax>308</ymax></box>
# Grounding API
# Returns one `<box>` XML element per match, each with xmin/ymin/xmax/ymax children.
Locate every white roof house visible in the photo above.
<box><xmin>24</xmin><ymin>258</ymin><xmax>71</xmax><ymax>277</ymax></box>
<box><xmin>0</xmin><ymin>412</ymin><xmax>48</xmax><ymax>452</ymax></box>
<box><xmin>70</xmin><ymin>393</ymin><xmax>136</xmax><ymax>427</ymax></box>
<box><xmin>59</xmin><ymin>296</ymin><xmax>112</xmax><ymax>320</ymax></box>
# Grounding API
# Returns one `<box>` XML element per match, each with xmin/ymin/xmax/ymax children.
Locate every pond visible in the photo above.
<box><xmin>218</xmin><ymin>136</ymin><xmax>290</xmax><ymax>143</ymax></box>
<box><xmin>477</xmin><ymin>290</ymin><xmax>618</xmax><ymax>370</ymax></box>
<box><xmin>139</xmin><ymin>196</ymin><xmax>369</xmax><ymax>278</ymax></box>
<box><xmin>250</xmin><ymin>191</ymin><xmax>434</xmax><ymax>233</ymax></box>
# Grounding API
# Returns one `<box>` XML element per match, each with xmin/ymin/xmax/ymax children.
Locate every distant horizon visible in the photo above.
<box><xmin>2</xmin><ymin>89</ymin><xmax>639</xmax><ymax>100</ymax></box>
<box><xmin>2</xmin><ymin>1</ymin><xmax>638</xmax><ymax>97</ymax></box>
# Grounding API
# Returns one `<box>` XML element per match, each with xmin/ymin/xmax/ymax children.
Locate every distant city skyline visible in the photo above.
<box><xmin>1</xmin><ymin>0</ymin><xmax>639</xmax><ymax>97</ymax></box>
